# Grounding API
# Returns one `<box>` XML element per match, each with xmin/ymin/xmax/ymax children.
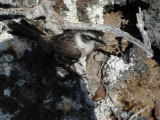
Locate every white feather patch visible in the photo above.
<box><xmin>75</xmin><ymin>32</ymin><xmax>94</xmax><ymax>58</ymax></box>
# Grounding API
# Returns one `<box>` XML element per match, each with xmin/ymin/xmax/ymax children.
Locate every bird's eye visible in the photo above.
<box><xmin>86</xmin><ymin>36</ymin><xmax>90</xmax><ymax>40</ymax></box>
<box><xmin>82</xmin><ymin>34</ymin><xmax>90</xmax><ymax>40</ymax></box>
<box><xmin>82</xmin><ymin>34</ymin><xmax>86</xmax><ymax>39</ymax></box>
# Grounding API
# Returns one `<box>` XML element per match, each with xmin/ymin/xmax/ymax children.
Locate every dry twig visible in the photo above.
<box><xmin>129</xmin><ymin>105</ymin><xmax>150</xmax><ymax>120</ymax></box>
<box><xmin>136</xmin><ymin>7</ymin><xmax>151</xmax><ymax>49</ymax></box>
<box><xmin>0</xmin><ymin>0</ymin><xmax>17</xmax><ymax>6</ymax></box>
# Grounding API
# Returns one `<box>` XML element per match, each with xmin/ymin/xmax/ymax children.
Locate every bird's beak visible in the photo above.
<box><xmin>92</xmin><ymin>38</ymin><xmax>106</xmax><ymax>46</ymax></box>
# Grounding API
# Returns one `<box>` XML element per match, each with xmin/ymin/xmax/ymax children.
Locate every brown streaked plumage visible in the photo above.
<box><xmin>7</xmin><ymin>19</ymin><xmax>106</xmax><ymax>64</ymax></box>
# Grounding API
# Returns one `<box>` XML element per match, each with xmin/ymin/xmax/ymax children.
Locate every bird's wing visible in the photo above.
<box><xmin>49</xmin><ymin>32</ymin><xmax>81</xmax><ymax>64</ymax></box>
<box><xmin>54</xmin><ymin>47</ymin><xmax>81</xmax><ymax>64</ymax></box>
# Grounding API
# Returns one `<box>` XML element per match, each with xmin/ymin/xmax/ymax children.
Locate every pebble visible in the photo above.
<box><xmin>94</xmin><ymin>52</ymin><xmax>104</xmax><ymax>62</ymax></box>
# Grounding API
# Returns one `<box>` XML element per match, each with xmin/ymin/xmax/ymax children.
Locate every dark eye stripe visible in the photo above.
<box><xmin>82</xmin><ymin>34</ymin><xmax>92</xmax><ymax>40</ymax></box>
<box><xmin>82</xmin><ymin>34</ymin><xmax>87</xmax><ymax>39</ymax></box>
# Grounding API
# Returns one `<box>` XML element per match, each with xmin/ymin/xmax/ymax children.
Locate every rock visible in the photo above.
<box><xmin>94</xmin><ymin>52</ymin><xmax>104</xmax><ymax>62</ymax></box>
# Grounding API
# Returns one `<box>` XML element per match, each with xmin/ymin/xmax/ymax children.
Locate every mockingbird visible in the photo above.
<box><xmin>8</xmin><ymin>19</ymin><xmax>106</xmax><ymax>64</ymax></box>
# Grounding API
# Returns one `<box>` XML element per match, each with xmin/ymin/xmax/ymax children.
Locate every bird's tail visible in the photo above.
<box><xmin>7</xmin><ymin>19</ymin><xmax>45</xmax><ymax>41</ymax></box>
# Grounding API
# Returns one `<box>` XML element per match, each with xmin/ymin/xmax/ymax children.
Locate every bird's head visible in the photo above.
<box><xmin>80</xmin><ymin>31</ymin><xmax>106</xmax><ymax>46</ymax></box>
